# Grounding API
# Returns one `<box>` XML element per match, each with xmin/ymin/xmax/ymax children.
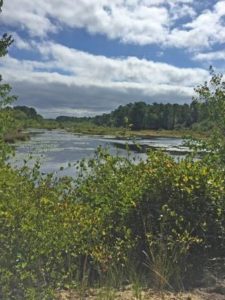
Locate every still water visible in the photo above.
<box><xmin>13</xmin><ymin>129</ymin><xmax>185</xmax><ymax>177</ymax></box>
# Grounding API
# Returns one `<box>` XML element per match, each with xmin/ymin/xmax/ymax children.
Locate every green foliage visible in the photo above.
<box><xmin>0</xmin><ymin>0</ymin><xmax>17</xmax><ymax>159</ymax></box>
<box><xmin>13</xmin><ymin>106</ymin><xmax>43</xmax><ymax>120</ymax></box>
<box><xmin>48</xmin><ymin>100</ymin><xmax>212</xmax><ymax>132</ymax></box>
<box><xmin>0</xmin><ymin>148</ymin><xmax>224</xmax><ymax>297</ymax></box>
<box><xmin>0</xmin><ymin>0</ymin><xmax>13</xmax><ymax>58</ymax></box>
<box><xmin>0</xmin><ymin>32</ymin><xmax>13</xmax><ymax>58</ymax></box>
<box><xmin>193</xmin><ymin>68</ymin><xmax>225</xmax><ymax>165</ymax></box>
<box><xmin>91</xmin><ymin>101</ymin><xmax>211</xmax><ymax>131</ymax></box>
<box><xmin>0</xmin><ymin>83</ymin><xmax>17</xmax><ymax>143</ymax></box>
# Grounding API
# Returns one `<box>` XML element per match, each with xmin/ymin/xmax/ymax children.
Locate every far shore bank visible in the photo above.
<box><xmin>6</xmin><ymin>125</ymin><xmax>207</xmax><ymax>145</ymax></box>
<box><xmin>57</xmin><ymin>126</ymin><xmax>207</xmax><ymax>140</ymax></box>
<box><xmin>4</xmin><ymin>130</ymin><xmax>30</xmax><ymax>143</ymax></box>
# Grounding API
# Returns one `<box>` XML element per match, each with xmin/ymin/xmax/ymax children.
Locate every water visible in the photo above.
<box><xmin>12</xmin><ymin>129</ymin><xmax>185</xmax><ymax>177</ymax></box>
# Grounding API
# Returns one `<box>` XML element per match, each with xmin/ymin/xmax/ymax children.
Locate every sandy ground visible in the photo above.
<box><xmin>56</xmin><ymin>285</ymin><xmax>225</xmax><ymax>300</ymax></box>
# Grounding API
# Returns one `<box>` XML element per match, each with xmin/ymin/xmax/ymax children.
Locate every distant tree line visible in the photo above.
<box><xmin>8</xmin><ymin>106</ymin><xmax>43</xmax><ymax>120</ymax></box>
<box><xmin>11</xmin><ymin>101</ymin><xmax>212</xmax><ymax>131</ymax></box>
<box><xmin>79</xmin><ymin>101</ymin><xmax>210</xmax><ymax>131</ymax></box>
<box><xmin>92</xmin><ymin>101</ymin><xmax>211</xmax><ymax>130</ymax></box>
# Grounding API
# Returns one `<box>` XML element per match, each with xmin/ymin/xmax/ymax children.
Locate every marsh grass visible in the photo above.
<box><xmin>143</xmin><ymin>242</ymin><xmax>184</xmax><ymax>291</ymax></box>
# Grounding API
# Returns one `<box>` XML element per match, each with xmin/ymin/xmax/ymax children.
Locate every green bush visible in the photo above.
<box><xmin>0</xmin><ymin>148</ymin><xmax>224</xmax><ymax>297</ymax></box>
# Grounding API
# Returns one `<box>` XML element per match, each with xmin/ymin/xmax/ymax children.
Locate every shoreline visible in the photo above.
<box><xmin>63</xmin><ymin>127</ymin><xmax>207</xmax><ymax>140</ymax></box>
<box><xmin>4</xmin><ymin>130</ymin><xmax>30</xmax><ymax>143</ymax></box>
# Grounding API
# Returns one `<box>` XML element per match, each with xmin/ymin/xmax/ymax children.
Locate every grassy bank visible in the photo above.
<box><xmin>55</xmin><ymin>122</ymin><xmax>208</xmax><ymax>139</ymax></box>
<box><xmin>3</xmin><ymin>129</ymin><xmax>30</xmax><ymax>143</ymax></box>
<box><xmin>24</xmin><ymin>118</ymin><xmax>207</xmax><ymax>139</ymax></box>
<box><xmin>8</xmin><ymin>106</ymin><xmax>209</xmax><ymax>140</ymax></box>
<box><xmin>127</xmin><ymin>129</ymin><xmax>207</xmax><ymax>139</ymax></box>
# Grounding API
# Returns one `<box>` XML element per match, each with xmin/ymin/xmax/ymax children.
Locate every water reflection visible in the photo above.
<box><xmin>13</xmin><ymin>129</ymin><xmax>184</xmax><ymax>177</ymax></box>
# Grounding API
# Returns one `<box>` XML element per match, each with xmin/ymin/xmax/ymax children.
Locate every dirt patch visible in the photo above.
<box><xmin>56</xmin><ymin>288</ymin><xmax>208</xmax><ymax>300</ymax></box>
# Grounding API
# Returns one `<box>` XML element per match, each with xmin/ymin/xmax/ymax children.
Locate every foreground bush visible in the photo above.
<box><xmin>0</xmin><ymin>149</ymin><xmax>224</xmax><ymax>298</ymax></box>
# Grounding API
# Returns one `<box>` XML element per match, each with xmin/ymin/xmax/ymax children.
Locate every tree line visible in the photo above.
<box><xmin>56</xmin><ymin>100</ymin><xmax>211</xmax><ymax>131</ymax></box>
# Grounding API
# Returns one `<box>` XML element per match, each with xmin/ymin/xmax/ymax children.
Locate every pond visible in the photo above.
<box><xmin>12</xmin><ymin>129</ymin><xmax>186</xmax><ymax>177</ymax></box>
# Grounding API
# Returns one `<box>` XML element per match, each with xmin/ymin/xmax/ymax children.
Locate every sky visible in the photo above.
<box><xmin>0</xmin><ymin>0</ymin><xmax>225</xmax><ymax>118</ymax></box>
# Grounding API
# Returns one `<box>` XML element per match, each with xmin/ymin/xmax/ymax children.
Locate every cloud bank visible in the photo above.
<box><xmin>0</xmin><ymin>41</ymin><xmax>208</xmax><ymax>117</ymax></box>
<box><xmin>2</xmin><ymin>0</ymin><xmax>225</xmax><ymax>49</ymax></box>
<box><xmin>1</xmin><ymin>0</ymin><xmax>224</xmax><ymax>116</ymax></box>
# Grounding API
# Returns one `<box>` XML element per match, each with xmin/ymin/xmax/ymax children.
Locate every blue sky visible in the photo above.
<box><xmin>0</xmin><ymin>0</ymin><xmax>225</xmax><ymax>117</ymax></box>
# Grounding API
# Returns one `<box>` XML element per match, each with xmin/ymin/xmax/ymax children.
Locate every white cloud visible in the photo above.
<box><xmin>11</xmin><ymin>33</ymin><xmax>32</xmax><ymax>50</ymax></box>
<box><xmin>1</xmin><ymin>41</ymin><xmax>208</xmax><ymax>87</ymax></box>
<box><xmin>1</xmin><ymin>1</ymin><xmax>57</xmax><ymax>37</ymax></box>
<box><xmin>193</xmin><ymin>50</ymin><xmax>225</xmax><ymax>61</ymax></box>
<box><xmin>0</xmin><ymin>42</ymin><xmax>208</xmax><ymax>116</ymax></box>
<box><xmin>2</xmin><ymin>1</ymin><xmax>221</xmax><ymax>116</ymax></box>
<box><xmin>10</xmin><ymin>79</ymin><xmax>197</xmax><ymax>118</ymax></box>
<box><xmin>0</xmin><ymin>0</ymin><xmax>203</xmax><ymax>49</ymax></box>
<box><xmin>167</xmin><ymin>1</ymin><xmax>225</xmax><ymax>49</ymax></box>
<box><xmin>2</xmin><ymin>1</ymin><xmax>225</xmax><ymax>50</ymax></box>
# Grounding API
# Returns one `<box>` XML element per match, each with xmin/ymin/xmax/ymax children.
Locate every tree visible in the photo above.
<box><xmin>0</xmin><ymin>0</ymin><xmax>17</xmax><ymax>160</ymax></box>
<box><xmin>0</xmin><ymin>0</ymin><xmax>14</xmax><ymax>100</ymax></box>
<box><xmin>127</xmin><ymin>102</ymin><xmax>147</xmax><ymax>130</ymax></box>
<box><xmin>0</xmin><ymin>1</ymin><xmax>13</xmax><ymax>57</ymax></box>
<box><xmin>0</xmin><ymin>0</ymin><xmax>15</xmax><ymax>107</ymax></box>
<box><xmin>194</xmin><ymin>67</ymin><xmax>225</xmax><ymax>165</ymax></box>
<box><xmin>0</xmin><ymin>0</ymin><xmax>16</xmax><ymax>108</ymax></box>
